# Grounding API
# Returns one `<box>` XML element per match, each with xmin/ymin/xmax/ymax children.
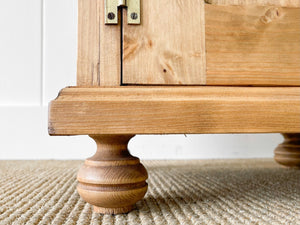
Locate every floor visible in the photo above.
<box><xmin>0</xmin><ymin>159</ymin><xmax>299</xmax><ymax>225</ymax></box>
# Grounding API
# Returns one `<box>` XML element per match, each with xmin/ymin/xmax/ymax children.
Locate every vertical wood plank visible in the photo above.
<box><xmin>99</xmin><ymin>4</ymin><xmax>121</xmax><ymax>86</ymax></box>
<box><xmin>122</xmin><ymin>0</ymin><xmax>206</xmax><ymax>85</ymax></box>
<box><xmin>77</xmin><ymin>0</ymin><xmax>121</xmax><ymax>86</ymax></box>
<box><xmin>77</xmin><ymin>0</ymin><xmax>100</xmax><ymax>86</ymax></box>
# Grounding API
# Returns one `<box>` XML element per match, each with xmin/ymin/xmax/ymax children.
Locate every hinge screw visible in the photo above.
<box><xmin>107</xmin><ymin>12</ymin><xmax>115</xmax><ymax>20</ymax></box>
<box><xmin>130</xmin><ymin>12</ymin><xmax>138</xmax><ymax>20</ymax></box>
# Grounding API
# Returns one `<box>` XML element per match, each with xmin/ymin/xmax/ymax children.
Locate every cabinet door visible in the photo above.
<box><xmin>205</xmin><ymin>4</ymin><xmax>300</xmax><ymax>86</ymax></box>
<box><xmin>77</xmin><ymin>1</ymin><xmax>300</xmax><ymax>86</ymax></box>
<box><xmin>122</xmin><ymin>1</ymin><xmax>300</xmax><ymax>86</ymax></box>
<box><xmin>122</xmin><ymin>0</ymin><xmax>206</xmax><ymax>85</ymax></box>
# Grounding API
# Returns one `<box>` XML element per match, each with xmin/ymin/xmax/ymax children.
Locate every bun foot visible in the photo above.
<box><xmin>274</xmin><ymin>133</ymin><xmax>300</xmax><ymax>168</ymax></box>
<box><xmin>77</xmin><ymin>135</ymin><xmax>148</xmax><ymax>214</ymax></box>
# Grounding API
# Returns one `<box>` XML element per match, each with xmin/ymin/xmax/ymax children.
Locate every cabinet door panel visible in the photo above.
<box><xmin>122</xmin><ymin>0</ymin><xmax>206</xmax><ymax>85</ymax></box>
<box><xmin>121</xmin><ymin>1</ymin><xmax>300</xmax><ymax>86</ymax></box>
<box><xmin>206</xmin><ymin>5</ymin><xmax>300</xmax><ymax>86</ymax></box>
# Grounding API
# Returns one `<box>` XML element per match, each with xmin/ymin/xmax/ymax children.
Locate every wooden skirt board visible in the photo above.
<box><xmin>49</xmin><ymin>87</ymin><xmax>300</xmax><ymax>135</ymax></box>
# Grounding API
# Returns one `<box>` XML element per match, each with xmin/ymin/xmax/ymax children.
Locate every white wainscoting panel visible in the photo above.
<box><xmin>130</xmin><ymin>134</ymin><xmax>283</xmax><ymax>160</ymax></box>
<box><xmin>0</xmin><ymin>0</ymin><xmax>42</xmax><ymax>105</ymax></box>
<box><xmin>43</xmin><ymin>0</ymin><xmax>78</xmax><ymax>105</ymax></box>
<box><xmin>0</xmin><ymin>106</ymin><xmax>95</xmax><ymax>159</ymax></box>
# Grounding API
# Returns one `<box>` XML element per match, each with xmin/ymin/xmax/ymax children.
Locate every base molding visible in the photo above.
<box><xmin>49</xmin><ymin>86</ymin><xmax>300</xmax><ymax>135</ymax></box>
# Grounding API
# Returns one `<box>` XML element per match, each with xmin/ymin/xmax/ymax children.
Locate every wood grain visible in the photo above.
<box><xmin>77</xmin><ymin>0</ymin><xmax>120</xmax><ymax>86</ymax></box>
<box><xmin>99</xmin><ymin>3</ymin><xmax>121</xmax><ymax>86</ymax></box>
<box><xmin>77</xmin><ymin>135</ymin><xmax>148</xmax><ymax>214</ymax></box>
<box><xmin>122</xmin><ymin>0</ymin><xmax>206</xmax><ymax>85</ymax></box>
<box><xmin>77</xmin><ymin>0</ymin><xmax>100</xmax><ymax>86</ymax></box>
<box><xmin>274</xmin><ymin>133</ymin><xmax>300</xmax><ymax>168</ymax></box>
<box><xmin>76</xmin><ymin>0</ymin><xmax>300</xmax><ymax>86</ymax></box>
<box><xmin>205</xmin><ymin>0</ymin><xmax>300</xmax><ymax>7</ymax></box>
<box><xmin>205</xmin><ymin>5</ymin><xmax>300</xmax><ymax>86</ymax></box>
<box><xmin>49</xmin><ymin>86</ymin><xmax>300</xmax><ymax>134</ymax></box>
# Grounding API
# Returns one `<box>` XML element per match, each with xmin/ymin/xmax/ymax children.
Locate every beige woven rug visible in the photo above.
<box><xmin>0</xmin><ymin>159</ymin><xmax>299</xmax><ymax>225</ymax></box>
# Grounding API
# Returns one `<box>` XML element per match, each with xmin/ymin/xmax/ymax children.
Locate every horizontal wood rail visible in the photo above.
<box><xmin>49</xmin><ymin>86</ymin><xmax>300</xmax><ymax>135</ymax></box>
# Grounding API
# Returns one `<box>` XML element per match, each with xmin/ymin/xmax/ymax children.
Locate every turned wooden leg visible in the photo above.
<box><xmin>274</xmin><ymin>133</ymin><xmax>300</xmax><ymax>168</ymax></box>
<box><xmin>77</xmin><ymin>135</ymin><xmax>148</xmax><ymax>214</ymax></box>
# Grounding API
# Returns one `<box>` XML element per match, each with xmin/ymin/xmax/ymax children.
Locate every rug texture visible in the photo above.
<box><xmin>0</xmin><ymin>159</ymin><xmax>299</xmax><ymax>225</ymax></box>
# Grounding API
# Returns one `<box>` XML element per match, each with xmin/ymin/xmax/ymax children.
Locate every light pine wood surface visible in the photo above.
<box><xmin>77</xmin><ymin>0</ymin><xmax>100</xmax><ymax>86</ymax></box>
<box><xmin>205</xmin><ymin>5</ymin><xmax>300</xmax><ymax>86</ymax></box>
<box><xmin>205</xmin><ymin>0</ymin><xmax>300</xmax><ymax>7</ymax></box>
<box><xmin>122</xmin><ymin>0</ymin><xmax>206</xmax><ymax>85</ymax></box>
<box><xmin>49</xmin><ymin>86</ymin><xmax>300</xmax><ymax>135</ymax></box>
<box><xmin>77</xmin><ymin>0</ymin><xmax>120</xmax><ymax>86</ymax></box>
<box><xmin>99</xmin><ymin>4</ymin><xmax>121</xmax><ymax>86</ymax></box>
<box><xmin>77</xmin><ymin>135</ymin><xmax>148</xmax><ymax>214</ymax></box>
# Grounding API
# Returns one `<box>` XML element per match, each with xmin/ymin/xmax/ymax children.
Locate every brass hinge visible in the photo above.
<box><xmin>105</xmin><ymin>0</ymin><xmax>140</xmax><ymax>25</ymax></box>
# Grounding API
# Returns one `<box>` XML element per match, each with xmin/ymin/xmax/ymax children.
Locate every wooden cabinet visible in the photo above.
<box><xmin>77</xmin><ymin>0</ymin><xmax>300</xmax><ymax>86</ymax></box>
<box><xmin>49</xmin><ymin>0</ymin><xmax>300</xmax><ymax>215</ymax></box>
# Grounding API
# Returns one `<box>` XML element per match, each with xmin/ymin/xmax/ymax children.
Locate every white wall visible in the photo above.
<box><xmin>0</xmin><ymin>0</ymin><xmax>283</xmax><ymax>159</ymax></box>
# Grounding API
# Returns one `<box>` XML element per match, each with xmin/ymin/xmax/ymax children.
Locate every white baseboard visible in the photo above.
<box><xmin>0</xmin><ymin>106</ymin><xmax>282</xmax><ymax>160</ymax></box>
